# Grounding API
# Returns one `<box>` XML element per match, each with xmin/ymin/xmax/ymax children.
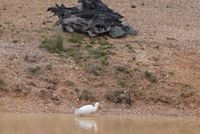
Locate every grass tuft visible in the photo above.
<box><xmin>0</xmin><ymin>28</ymin><xmax>3</xmax><ymax>37</ymax></box>
<box><xmin>118</xmin><ymin>79</ymin><xmax>127</xmax><ymax>88</ymax></box>
<box><xmin>0</xmin><ymin>79</ymin><xmax>6</xmax><ymax>90</ymax></box>
<box><xmin>65</xmin><ymin>48</ymin><xmax>83</xmax><ymax>59</ymax></box>
<box><xmin>115</xmin><ymin>66</ymin><xmax>131</xmax><ymax>74</ymax></box>
<box><xmin>12</xmin><ymin>40</ymin><xmax>18</xmax><ymax>44</ymax></box>
<box><xmin>67</xmin><ymin>33</ymin><xmax>85</xmax><ymax>44</ymax></box>
<box><xmin>28</xmin><ymin>66</ymin><xmax>41</xmax><ymax>75</ymax></box>
<box><xmin>40</xmin><ymin>31</ymin><xmax>64</xmax><ymax>53</ymax></box>
<box><xmin>55</xmin><ymin>31</ymin><xmax>64</xmax><ymax>51</ymax></box>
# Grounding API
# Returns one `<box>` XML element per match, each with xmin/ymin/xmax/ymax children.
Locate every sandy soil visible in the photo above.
<box><xmin>0</xmin><ymin>0</ymin><xmax>200</xmax><ymax>116</ymax></box>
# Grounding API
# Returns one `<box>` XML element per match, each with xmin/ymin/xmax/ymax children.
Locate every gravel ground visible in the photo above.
<box><xmin>0</xmin><ymin>0</ymin><xmax>200</xmax><ymax>116</ymax></box>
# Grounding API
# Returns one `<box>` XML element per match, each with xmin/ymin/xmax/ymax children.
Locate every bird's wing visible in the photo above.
<box><xmin>75</xmin><ymin>105</ymin><xmax>94</xmax><ymax>115</ymax></box>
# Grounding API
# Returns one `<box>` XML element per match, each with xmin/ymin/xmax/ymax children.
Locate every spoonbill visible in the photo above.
<box><xmin>74</xmin><ymin>102</ymin><xmax>100</xmax><ymax>116</ymax></box>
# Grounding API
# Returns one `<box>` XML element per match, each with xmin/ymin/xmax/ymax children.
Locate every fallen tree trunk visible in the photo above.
<box><xmin>48</xmin><ymin>0</ymin><xmax>137</xmax><ymax>38</ymax></box>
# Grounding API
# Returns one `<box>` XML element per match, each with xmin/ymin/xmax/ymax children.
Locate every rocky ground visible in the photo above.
<box><xmin>0</xmin><ymin>0</ymin><xmax>200</xmax><ymax>116</ymax></box>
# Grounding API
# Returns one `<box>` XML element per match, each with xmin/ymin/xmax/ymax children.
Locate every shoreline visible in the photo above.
<box><xmin>0</xmin><ymin>96</ymin><xmax>199</xmax><ymax>117</ymax></box>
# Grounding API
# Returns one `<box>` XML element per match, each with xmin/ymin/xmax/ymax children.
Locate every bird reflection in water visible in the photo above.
<box><xmin>74</xmin><ymin>118</ymin><xmax>98</xmax><ymax>133</ymax></box>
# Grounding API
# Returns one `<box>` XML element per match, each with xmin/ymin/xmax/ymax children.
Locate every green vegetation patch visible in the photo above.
<box><xmin>0</xmin><ymin>28</ymin><xmax>3</xmax><ymax>37</ymax></box>
<box><xmin>115</xmin><ymin>66</ymin><xmax>131</xmax><ymax>74</ymax></box>
<box><xmin>41</xmin><ymin>32</ymin><xmax>115</xmax><ymax>66</ymax></box>
<box><xmin>40</xmin><ymin>32</ymin><xmax>64</xmax><ymax>53</ymax></box>
<box><xmin>67</xmin><ymin>33</ymin><xmax>85</xmax><ymax>44</ymax></box>
<box><xmin>88</xmin><ymin>48</ymin><xmax>108</xmax><ymax>58</ymax></box>
<box><xmin>65</xmin><ymin>47</ymin><xmax>83</xmax><ymax>59</ymax></box>
<box><xmin>86</xmin><ymin>39</ymin><xmax>113</xmax><ymax>65</ymax></box>
<box><xmin>181</xmin><ymin>84</ymin><xmax>194</xmax><ymax>97</ymax></box>
<box><xmin>0</xmin><ymin>79</ymin><xmax>6</xmax><ymax>90</ymax></box>
<box><xmin>12</xmin><ymin>40</ymin><xmax>18</xmax><ymax>44</ymax></box>
<box><xmin>28</xmin><ymin>66</ymin><xmax>41</xmax><ymax>75</ymax></box>
<box><xmin>126</xmin><ymin>44</ymin><xmax>134</xmax><ymax>51</ymax></box>
<box><xmin>118</xmin><ymin>79</ymin><xmax>127</xmax><ymax>88</ymax></box>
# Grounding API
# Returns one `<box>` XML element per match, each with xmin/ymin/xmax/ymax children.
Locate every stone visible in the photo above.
<box><xmin>109</xmin><ymin>26</ymin><xmax>126</xmax><ymax>38</ymax></box>
<box><xmin>87</xmin><ymin>64</ymin><xmax>102</xmax><ymax>76</ymax></box>
<box><xmin>145</xmin><ymin>70</ymin><xmax>157</xmax><ymax>83</ymax></box>
<box><xmin>105</xmin><ymin>90</ymin><xmax>133</xmax><ymax>106</ymax></box>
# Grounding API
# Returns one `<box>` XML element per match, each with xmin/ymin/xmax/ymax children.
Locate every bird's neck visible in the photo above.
<box><xmin>94</xmin><ymin>105</ymin><xmax>98</xmax><ymax>111</ymax></box>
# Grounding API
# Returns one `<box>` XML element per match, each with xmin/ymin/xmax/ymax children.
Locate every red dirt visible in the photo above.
<box><xmin>0</xmin><ymin>0</ymin><xmax>200</xmax><ymax>117</ymax></box>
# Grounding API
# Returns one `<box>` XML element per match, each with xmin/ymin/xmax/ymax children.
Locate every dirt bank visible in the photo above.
<box><xmin>0</xmin><ymin>0</ymin><xmax>200</xmax><ymax>116</ymax></box>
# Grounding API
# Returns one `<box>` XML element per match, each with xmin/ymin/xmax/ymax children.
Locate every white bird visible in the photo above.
<box><xmin>74</xmin><ymin>102</ymin><xmax>100</xmax><ymax>116</ymax></box>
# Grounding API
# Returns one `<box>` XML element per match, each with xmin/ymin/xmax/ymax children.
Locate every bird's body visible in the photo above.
<box><xmin>75</xmin><ymin>102</ymin><xmax>100</xmax><ymax>116</ymax></box>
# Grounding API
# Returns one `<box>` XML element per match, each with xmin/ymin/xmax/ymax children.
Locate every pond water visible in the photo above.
<box><xmin>0</xmin><ymin>114</ymin><xmax>199</xmax><ymax>134</ymax></box>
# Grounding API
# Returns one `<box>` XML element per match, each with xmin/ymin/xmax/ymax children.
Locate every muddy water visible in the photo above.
<box><xmin>0</xmin><ymin>114</ymin><xmax>199</xmax><ymax>134</ymax></box>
